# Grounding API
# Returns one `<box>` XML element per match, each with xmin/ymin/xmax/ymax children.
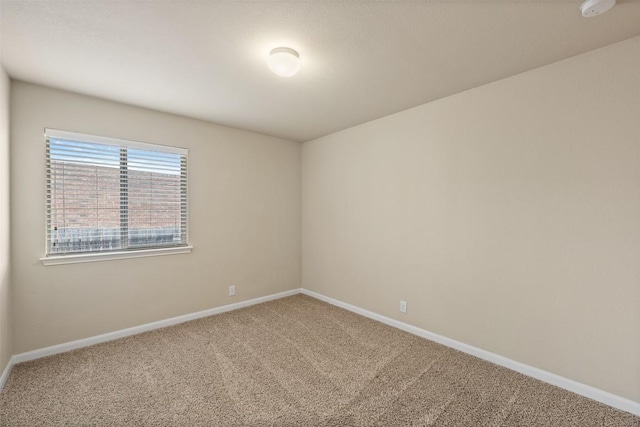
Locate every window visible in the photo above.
<box><xmin>44</xmin><ymin>129</ymin><xmax>189</xmax><ymax>262</ymax></box>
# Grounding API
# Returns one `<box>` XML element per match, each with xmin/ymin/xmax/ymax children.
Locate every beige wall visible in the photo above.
<box><xmin>302</xmin><ymin>36</ymin><xmax>640</xmax><ymax>402</ymax></box>
<box><xmin>0</xmin><ymin>67</ymin><xmax>11</xmax><ymax>373</ymax></box>
<box><xmin>11</xmin><ymin>81</ymin><xmax>301</xmax><ymax>354</ymax></box>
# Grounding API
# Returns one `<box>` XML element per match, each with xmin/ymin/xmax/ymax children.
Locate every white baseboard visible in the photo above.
<box><xmin>301</xmin><ymin>288</ymin><xmax>640</xmax><ymax>417</ymax></box>
<box><xmin>0</xmin><ymin>355</ymin><xmax>16</xmax><ymax>391</ymax></box>
<box><xmin>10</xmin><ymin>288</ymin><xmax>302</xmax><ymax>368</ymax></box>
<box><xmin>4</xmin><ymin>286</ymin><xmax>639</xmax><ymax>417</ymax></box>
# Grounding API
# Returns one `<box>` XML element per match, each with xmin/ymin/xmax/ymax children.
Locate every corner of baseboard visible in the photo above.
<box><xmin>0</xmin><ymin>355</ymin><xmax>16</xmax><ymax>392</ymax></box>
<box><xmin>6</xmin><ymin>286</ymin><xmax>637</xmax><ymax>417</ymax></box>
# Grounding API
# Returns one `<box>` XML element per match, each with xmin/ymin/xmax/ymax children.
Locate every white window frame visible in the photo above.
<box><xmin>40</xmin><ymin>129</ymin><xmax>192</xmax><ymax>266</ymax></box>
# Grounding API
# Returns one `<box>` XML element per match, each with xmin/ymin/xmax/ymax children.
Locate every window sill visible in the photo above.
<box><xmin>40</xmin><ymin>246</ymin><xmax>193</xmax><ymax>266</ymax></box>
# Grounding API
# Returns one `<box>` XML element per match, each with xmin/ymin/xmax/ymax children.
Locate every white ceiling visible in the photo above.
<box><xmin>1</xmin><ymin>1</ymin><xmax>639</xmax><ymax>142</ymax></box>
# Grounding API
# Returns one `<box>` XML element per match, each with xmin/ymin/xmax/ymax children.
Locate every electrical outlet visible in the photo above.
<box><xmin>400</xmin><ymin>300</ymin><xmax>407</xmax><ymax>314</ymax></box>
<box><xmin>229</xmin><ymin>285</ymin><xmax>236</xmax><ymax>296</ymax></box>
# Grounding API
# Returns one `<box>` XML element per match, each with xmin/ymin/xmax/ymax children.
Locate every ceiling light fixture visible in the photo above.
<box><xmin>580</xmin><ymin>0</ymin><xmax>616</xmax><ymax>17</ymax></box>
<box><xmin>268</xmin><ymin>47</ymin><xmax>301</xmax><ymax>77</ymax></box>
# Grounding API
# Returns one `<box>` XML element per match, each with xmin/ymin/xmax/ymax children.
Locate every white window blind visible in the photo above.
<box><xmin>45</xmin><ymin>129</ymin><xmax>188</xmax><ymax>256</ymax></box>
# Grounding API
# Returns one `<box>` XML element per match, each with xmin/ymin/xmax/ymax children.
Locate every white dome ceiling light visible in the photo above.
<box><xmin>268</xmin><ymin>47</ymin><xmax>301</xmax><ymax>77</ymax></box>
<box><xmin>580</xmin><ymin>0</ymin><xmax>616</xmax><ymax>17</ymax></box>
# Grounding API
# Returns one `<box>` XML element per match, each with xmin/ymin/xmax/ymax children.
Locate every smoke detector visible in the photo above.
<box><xmin>580</xmin><ymin>0</ymin><xmax>616</xmax><ymax>17</ymax></box>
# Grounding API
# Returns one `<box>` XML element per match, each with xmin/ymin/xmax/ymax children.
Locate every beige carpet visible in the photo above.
<box><xmin>0</xmin><ymin>294</ymin><xmax>638</xmax><ymax>426</ymax></box>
